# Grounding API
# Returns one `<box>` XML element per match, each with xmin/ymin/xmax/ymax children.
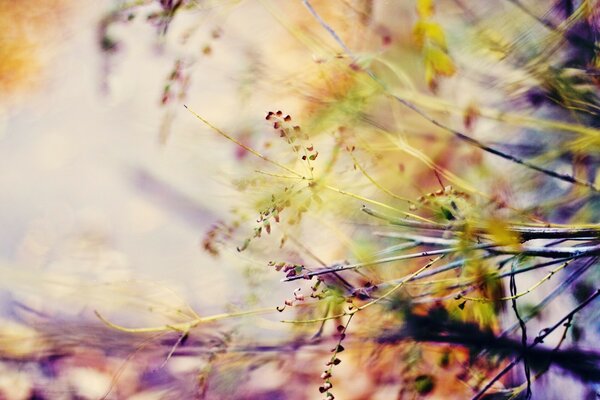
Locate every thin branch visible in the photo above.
<box><xmin>95</xmin><ymin>307</ymin><xmax>276</xmax><ymax>334</ymax></box>
<box><xmin>387</xmin><ymin>92</ymin><xmax>599</xmax><ymax>191</ymax></box>
<box><xmin>282</xmin><ymin>256</ymin><xmax>444</xmax><ymax>323</ymax></box>
<box><xmin>461</xmin><ymin>259</ymin><xmax>573</xmax><ymax>302</ymax></box>
<box><xmin>497</xmin><ymin>256</ymin><xmax>596</xmax><ymax>335</ymax></box>
<box><xmin>367</xmin><ymin>256</ymin><xmax>561</xmax><ymax>299</ymax></box>
<box><xmin>286</xmin><ymin>233</ymin><xmax>599</xmax><ymax>282</ymax></box>
<box><xmin>158</xmin><ymin>330</ymin><xmax>189</xmax><ymax>369</ymax></box>
<box><xmin>283</xmin><ymin>243</ymin><xmax>497</xmax><ymax>282</ymax></box>
<box><xmin>301</xmin><ymin>0</ymin><xmax>353</xmax><ymax>55</ymax></box>
<box><xmin>357</xmin><ymin>255</ymin><xmax>445</xmax><ymax>311</ymax></box>
<box><xmin>472</xmin><ymin>288</ymin><xmax>600</xmax><ymax>400</ymax></box>
<box><xmin>363</xmin><ymin>206</ymin><xmax>600</xmax><ymax>239</ymax></box>
<box><xmin>491</xmin><ymin>243</ymin><xmax>600</xmax><ymax>258</ymax></box>
<box><xmin>373</xmin><ymin>241</ymin><xmax>422</xmax><ymax>257</ymax></box>
<box><xmin>509</xmin><ymin>258</ymin><xmax>532</xmax><ymax>399</ymax></box>
<box><xmin>373</xmin><ymin>231</ymin><xmax>459</xmax><ymax>246</ymax></box>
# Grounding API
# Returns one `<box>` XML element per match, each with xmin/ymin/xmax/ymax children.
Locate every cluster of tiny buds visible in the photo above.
<box><xmin>415</xmin><ymin>185</ymin><xmax>469</xmax><ymax>204</ymax></box>
<box><xmin>266</xmin><ymin>110</ymin><xmax>292</xmax><ymax>123</ymax></box>
<box><xmin>266</xmin><ymin>111</ymin><xmax>297</xmax><ymax>135</ymax></box>
<box><xmin>237</xmin><ymin>193</ymin><xmax>290</xmax><ymax>252</ymax></box>
<box><xmin>268</xmin><ymin>261</ymin><xmax>305</xmax><ymax>277</ymax></box>
<box><xmin>275</xmin><ymin>287</ymin><xmax>306</xmax><ymax>312</ymax></box>
<box><xmin>319</xmin><ymin>324</ymin><xmax>348</xmax><ymax>399</ymax></box>
<box><xmin>265</xmin><ymin>111</ymin><xmax>318</xmax><ymax>164</ymax></box>
<box><xmin>294</xmin><ymin>287</ymin><xmax>305</xmax><ymax>301</ymax></box>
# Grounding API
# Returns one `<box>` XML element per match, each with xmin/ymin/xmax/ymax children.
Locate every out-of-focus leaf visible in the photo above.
<box><xmin>424</xmin><ymin>45</ymin><xmax>456</xmax><ymax>87</ymax></box>
<box><xmin>416</xmin><ymin>0</ymin><xmax>435</xmax><ymax>19</ymax></box>
<box><xmin>413</xmin><ymin>21</ymin><xmax>447</xmax><ymax>49</ymax></box>
<box><xmin>485</xmin><ymin>218</ymin><xmax>522</xmax><ymax>249</ymax></box>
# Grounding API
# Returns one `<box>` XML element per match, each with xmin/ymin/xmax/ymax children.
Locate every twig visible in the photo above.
<box><xmin>282</xmin><ymin>243</ymin><xmax>496</xmax><ymax>282</ymax></box>
<box><xmin>509</xmin><ymin>258</ymin><xmax>531</xmax><ymax>399</ymax></box>
<box><xmin>510</xmin><ymin>315</ymin><xmax>575</xmax><ymax>398</ymax></box>
<box><xmin>363</xmin><ymin>206</ymin><xmax>600</xmax><ymax>239</ymax></box>
<box><xmin>301</xmin><ymin>0</ymin><xmax>353</xmax><ymax>55</ymax></box>
<box><xmin>491</xmin><ymin>243</ymin><xmax>600</xmax><ymax>258</ymax></box>
<box><xmin>357</xmin><ymin>256</ymin><xmax>445</xmax><ymax>311</ymax></box>
<box><xmin>282</xmin><ymin>256</ymin><xmax>445</xmax><ymax>323</ymax></box>
<box><xmin>500</xmin><ymin>257</ymin><xmax>597</xmax><ymax>336</ymax></box>
<box><xmin>388</xmin><ymin>93</ymin><xmax>599</xmax><ymax>192</ymax></box>
<box><xmin>472</xmin><ymin>288</ymin><xmax>600</xmax><ymax>400</ymax></box>
<box><xmin>158</xmin><ymin>330</ymin><xmax>189</xmax><ymax>369</ymax></box>
<box><xmin>373</xmin><ymin>231</ymin><xmax>459</xmax><ymax>246</ymax></box>
<box><xmin>368</xmin><ymin>256</ymin><xmax>564</xmax><ymax>300</ymax></box>
<box><xmin>348</xmin><ymin>151</ymin><xmax>415</xmax><ymax>204</ymax></box>
<box><xmin>461</xmin><ymin>259</ymin><xmax>574</xmax><ymax>303</ymax></box>
<box><xmin>285</xmin><ymin>235</ymin><xmax>600</xmax><ymax>282</ymax></box>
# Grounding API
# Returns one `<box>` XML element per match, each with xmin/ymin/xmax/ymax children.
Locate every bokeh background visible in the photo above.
<box><xmin>1</xmin><ymin>1</ymin><xmax>600</xmax><ymax>399</ymax></box>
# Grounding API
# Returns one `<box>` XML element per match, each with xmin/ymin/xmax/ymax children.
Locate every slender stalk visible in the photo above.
<box><xmin>184</xmin><ymin>105</ymin><xmax>304</xmax><ymax>178</ymax></box>
<box><xmin>95</xmin><ymin>307</ymin><xmax>276</xmax><ymax>334</ymax></box>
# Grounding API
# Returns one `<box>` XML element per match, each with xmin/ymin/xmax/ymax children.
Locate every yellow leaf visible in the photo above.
<box><xmin>413</xmin><ymin>20</ymin><xmax>447</xmax><ymax>49</ymax></box>
<box><xmin>416</xmin><ymin>0</ymin><xmax>435</xmax><ymax>19</ymax></box>
<box><xmin>424</xmin><ymin>45</ymin><xmax>456</xmax><ymax>86</ymax></box>
<box><xmin>485</xmin><ymin>218</ymin><xmax>521</xmax><ymax>250</ymax></box>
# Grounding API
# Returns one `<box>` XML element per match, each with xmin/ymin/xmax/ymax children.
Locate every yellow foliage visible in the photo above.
<box><xmin>412</xmin><ymin>0</ymin><xmax>455</xmax><ymax>88</ymax></box>
<box><xmin>416</xmin><ymin>0</ymin><xmax>435</xmax><ymax>19</ymax></box>
<box><xmin>485</xmin><ymin>218</ymin><xmax>522</xmax><ymax>249</ymax></box>
<box><xmin>413</xmin><ymin>20</ymin><xmax>447</xmax><ymax>49</ymax></box>
<box><xmin>424</xmin><ymin>45</ymin><xmax>456</xmax><ymax>87</ymax></box>
<box><xmin>477</xmin><ymin>28</ymin><xmax>512</xmax><ymax>60</ymax></box>
<box><xmin>459</xmin><ymin>261</ymin><xmax>503</xmax><ymax>329</ymax></box>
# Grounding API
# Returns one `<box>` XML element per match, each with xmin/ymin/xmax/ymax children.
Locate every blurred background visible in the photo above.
<box><xmin>0</xmin><ymin>1</ymin><xmax>265</xmax><ymax>397</ymax></box>
<box><xmin>1</xmin><ymin>1</ymin><xmax>600</xmax><ymax>399</ymax></box>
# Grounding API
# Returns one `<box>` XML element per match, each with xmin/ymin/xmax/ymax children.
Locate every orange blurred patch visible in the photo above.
<box><xmin>0</xmin><ymin>0</ymin><xmax>70</xmax><ymax>101</ymax></box>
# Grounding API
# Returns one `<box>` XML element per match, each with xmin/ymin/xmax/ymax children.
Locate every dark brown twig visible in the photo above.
<box><xmin>472</xmin><ymin>288</ymin><xmax>600</xmax><ymax>400</ymax></box>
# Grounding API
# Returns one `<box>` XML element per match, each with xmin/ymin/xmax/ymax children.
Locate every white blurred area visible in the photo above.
<box><xmin>0</xmin><ymin>1</ymin><xmax>285</xmax><ymax>326</ymax></box>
